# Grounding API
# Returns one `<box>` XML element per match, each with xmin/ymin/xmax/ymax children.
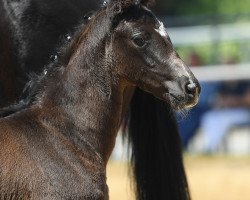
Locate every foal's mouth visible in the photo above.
<box><xmin>161</xmin><ymin>91</ymin><xmax>199</xmax><ymax>110</ymax></box>
<box><xmin>169</xmin><ymin>93</ymin><xmax>185</xmax><ymax>102</ymax></box>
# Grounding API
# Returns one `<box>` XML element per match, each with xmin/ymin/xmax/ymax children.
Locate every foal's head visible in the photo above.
<box><xmin>100</xmin><ymin>0</ymin><xmax>200</xmax><ymax>109</ymax></box>
<box><xmin>70</xmin><ymin>0</ymin><xmax>200</xmax><ymax>109</ymax></box>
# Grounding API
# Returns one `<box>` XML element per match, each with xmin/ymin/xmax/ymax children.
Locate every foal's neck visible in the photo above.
<box><xmin>33</xmin><ymin>10</ymin><xmax>131</xmax><ymax>165</ymax></box>
<box><xmin>37</xmin><ymin>55</ymin><xmax>129</xmax><ymax>165</ymax></box>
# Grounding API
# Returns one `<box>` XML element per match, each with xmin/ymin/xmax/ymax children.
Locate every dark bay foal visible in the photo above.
<box><xmin>0</xmin><ymin>0</ymin><xmax>200</xmax><ymax>199</ymax></box>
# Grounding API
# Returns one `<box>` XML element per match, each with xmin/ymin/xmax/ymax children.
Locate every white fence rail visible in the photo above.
<box><xmin>167</xmin><ymin>23</ymin><xmax>250</xmax><ymax>46</ymax></box>
<box><xmin>190</xmin><ymin>63</ymin><xmax>250</xmax><ymax>82</ymax></box>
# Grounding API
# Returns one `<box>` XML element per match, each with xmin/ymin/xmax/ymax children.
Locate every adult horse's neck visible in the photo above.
<box><xmin>33</xmin><ymin>29</ymin><xmax>132</xmax><ymax>165</ymax></box>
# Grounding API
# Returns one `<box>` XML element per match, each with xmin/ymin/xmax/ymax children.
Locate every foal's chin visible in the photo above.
<box><xmin>173</xmin><ymin>98</ymin><xmax>199</xmax><ymax>111</ymax></box>
<box><xmin>160</xmin><ymin>92</ymin><xmax>199</xmax><ymax>110</ymax></box>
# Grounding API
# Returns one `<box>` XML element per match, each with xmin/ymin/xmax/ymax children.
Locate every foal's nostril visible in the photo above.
<box><xmin>185</xmin><ymin>82</ymin><xmax>197</xmax><ymax>95</ymax></box>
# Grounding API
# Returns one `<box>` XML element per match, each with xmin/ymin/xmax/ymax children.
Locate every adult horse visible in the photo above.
<box><xmin>0</xmin><ymin>0</ymin><xmax>101</xmax><ymax>107</ymax></box>
<box><xmin>0</xmin><ymin>0</ymin><xmax>200</xmax><ymax>199</ymax></box>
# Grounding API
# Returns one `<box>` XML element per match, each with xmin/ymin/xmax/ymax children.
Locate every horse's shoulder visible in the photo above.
<box><xmin>0</xmin><ymin>115</ymin><xmax>108</xmax><ymax>199</ymax></box>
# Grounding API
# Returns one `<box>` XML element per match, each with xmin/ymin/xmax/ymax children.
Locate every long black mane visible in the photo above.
<box><xmin>0</xmin><ymin>1</ymin><xmax>191</xmax><ymax>200</ymax></box>
<box><xmin>130</xmin><ymin>89</ymin><xmax>190</xmax><ymax>200</ymax></box>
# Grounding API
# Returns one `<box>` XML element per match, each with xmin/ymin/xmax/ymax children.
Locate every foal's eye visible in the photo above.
<box><xmin>133</xmin><ymin>36</ymin><xmax>147</xmax><ymax>48</ymax></box>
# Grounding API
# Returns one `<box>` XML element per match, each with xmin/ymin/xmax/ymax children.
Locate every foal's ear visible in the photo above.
<box><xmin>108</xmin><ymin>0</ymin><xmax>155</xmax><ymax>13</ymax></box>
<box><xmin>140</xmin><ymin>0</ymin><xmax>155</xmax><ymax>7</ymax></box>
<box><xmin>122</xmin><ymin>0</ymin><xmax>155</xmax><ymax>7</ymax></box>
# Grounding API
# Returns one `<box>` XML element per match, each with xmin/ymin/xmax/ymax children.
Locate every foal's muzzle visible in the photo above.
<box><xmin>167</xmin><ymin>76</ymin><xmax>201</xmax><ymax>109</ymax></box>
<box><xmin>185</xmin><ymin>80</ymin><xmax>200</xmax><ymax>100</ymax></box>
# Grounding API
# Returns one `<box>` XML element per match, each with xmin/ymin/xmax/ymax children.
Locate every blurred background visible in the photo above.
<box><xmin>108</xmin><ymin>0</ymin><xmax>250</xmax><ymax>199</ymax></box>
